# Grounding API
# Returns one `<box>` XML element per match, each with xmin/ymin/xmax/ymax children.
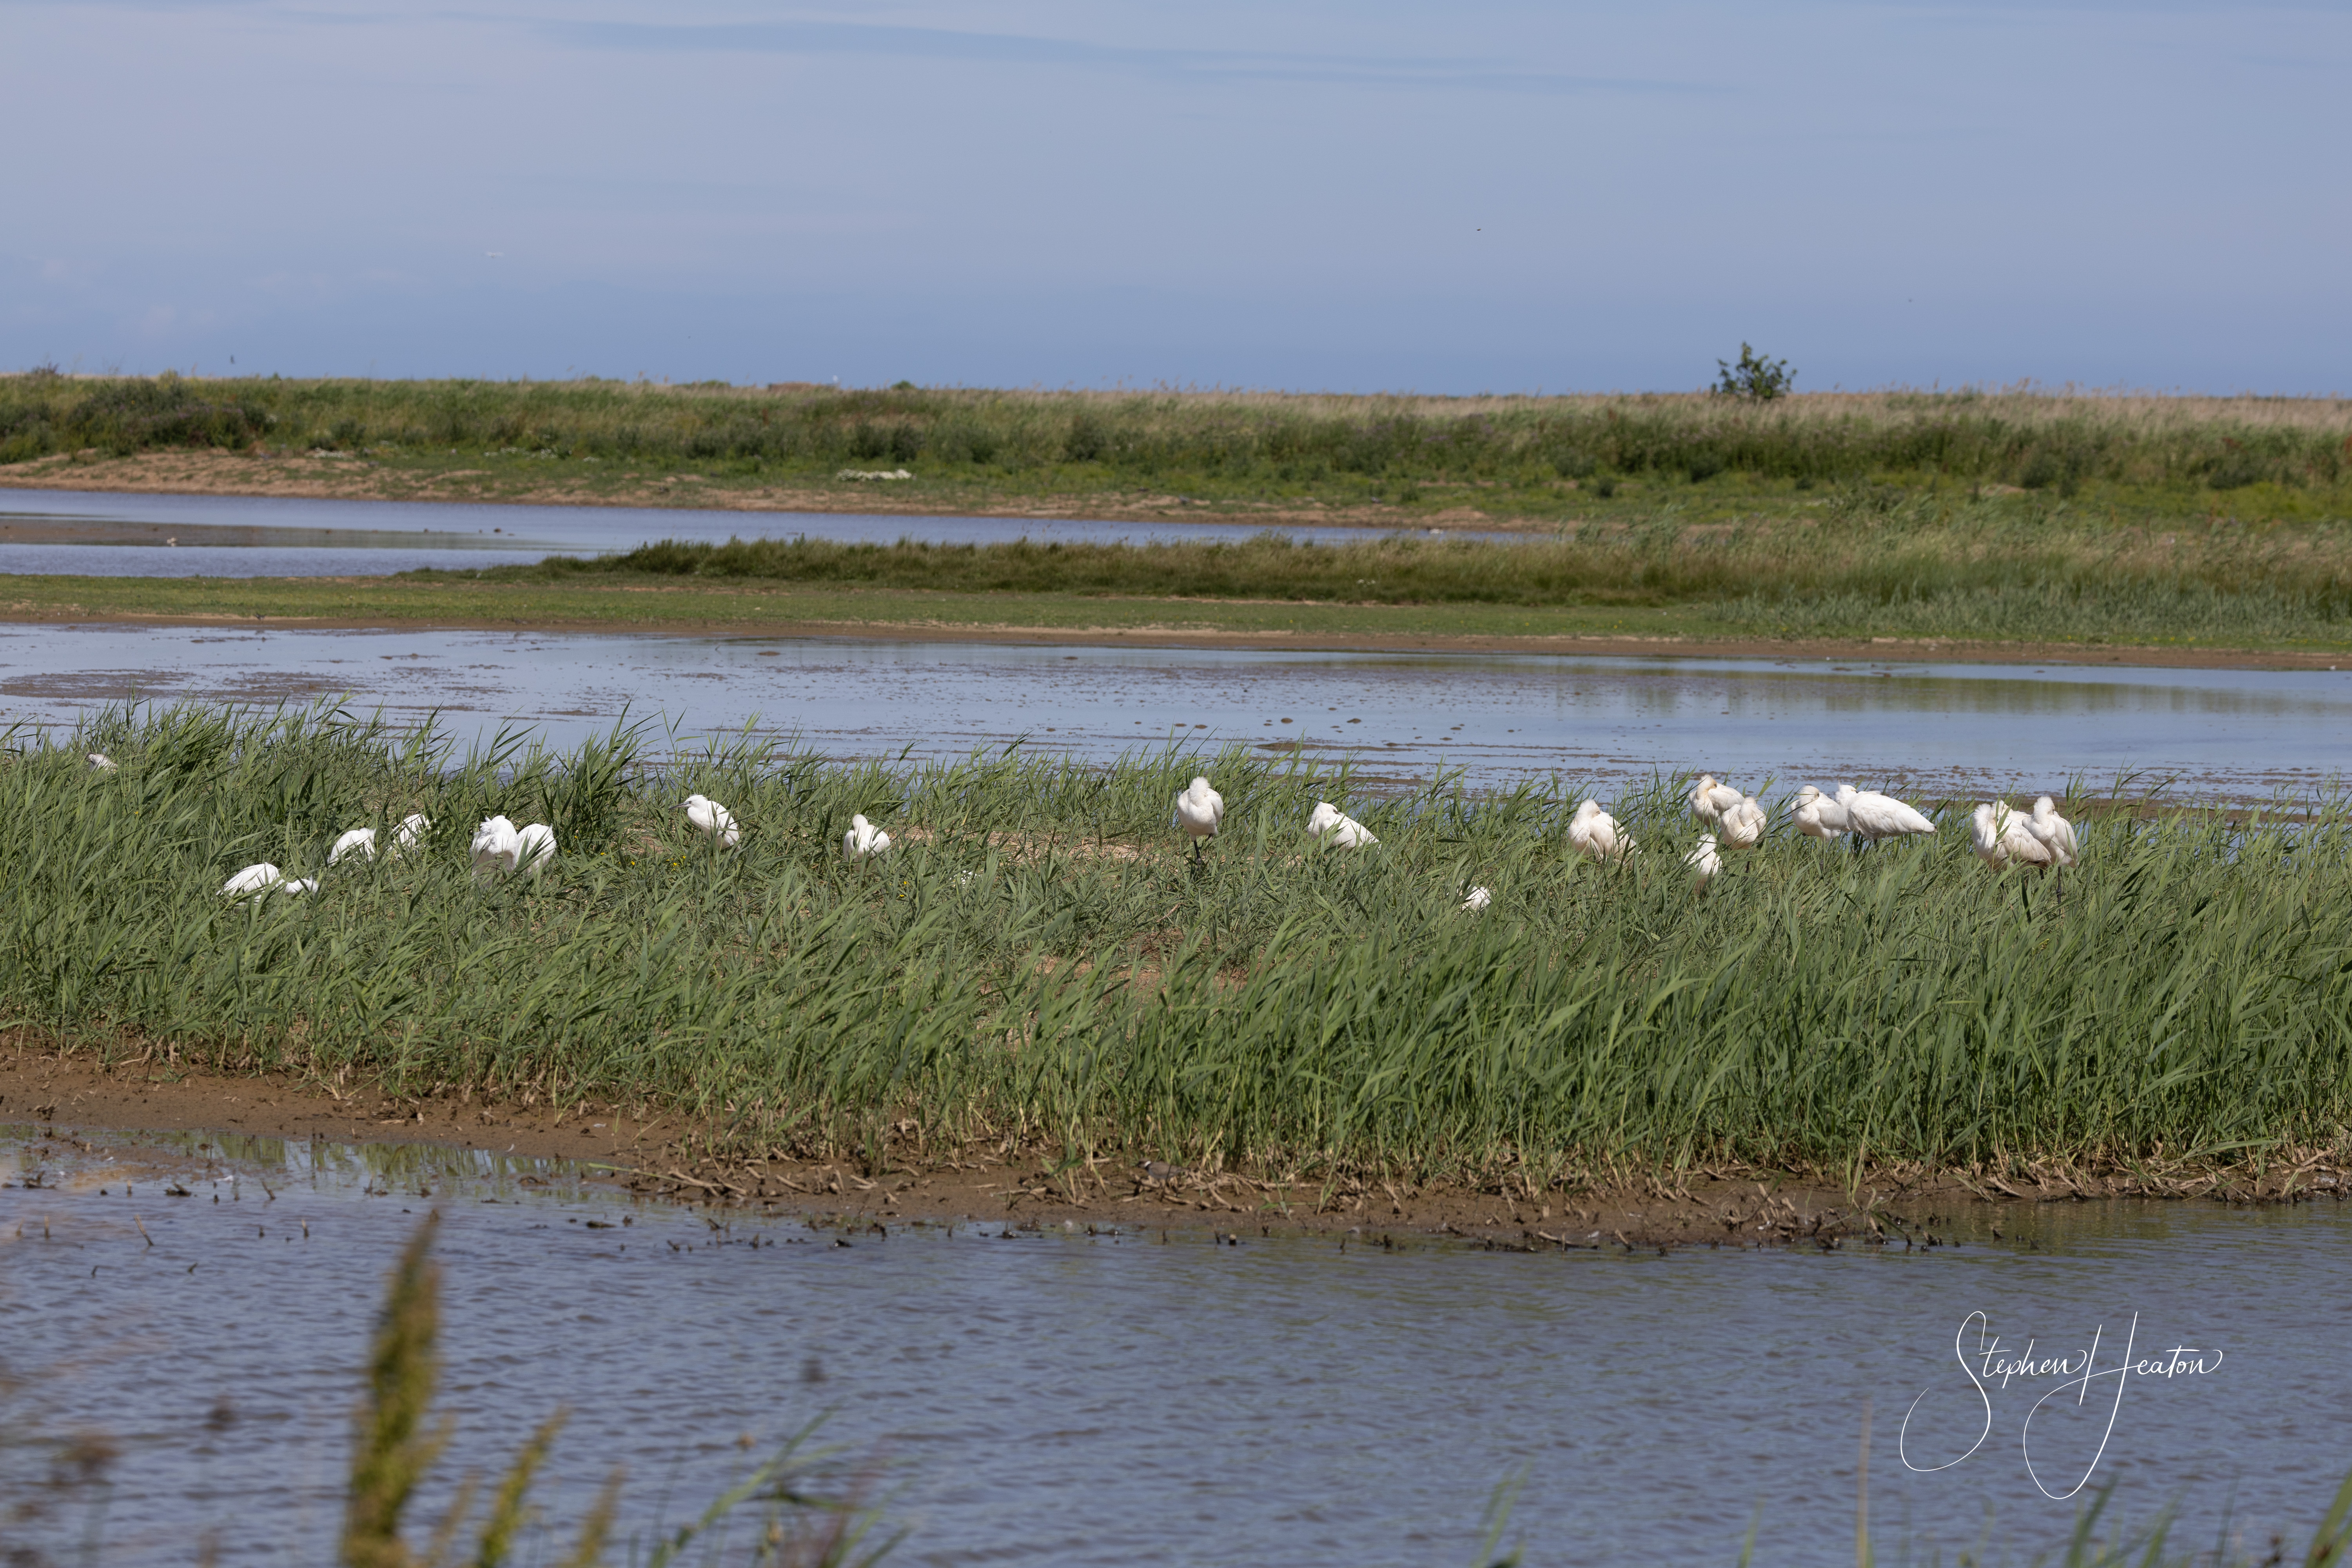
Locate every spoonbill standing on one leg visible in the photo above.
<box><xmin>1686</xmin><ymin>833</ymin><xmax>1722</xmax><ymax>888</ymax></box>
<box><xmin>1791</xmin><ymin>786</ymin><xmax>1850</xmax><ymax>843</ymax></box>
<box><xmin>844</xmin><ymin>813</ymin><xmax>892</xmax><ymax>860</ymax></box>
<box><xmin>2027</xmin><ymin>795</ymin><xmax>2079</xmax><ymax>912</ymax></box>
<box><xmin>1568</xmin><ymin>800</ymin><xmax>1634</xmax><ymax>862</ymax></box>
<box><xmin>1835</xmin><ymin>786</ymin><xmax>1936</xmax><ymax>847</ymax></box>
<box><xmin>1688</xmin><ymin>775</ymin><xmax>1742</xmax><ymax>826</ymax></box>
<box><xmin>1306</xmin><ymin>801</ymin><xmax>1377</xmax><ymax>848</ymax></box>
<box><xmin>1717</xmin><ymin>796</ymin><xmax>1768</xmax><ymax>851</ymax></box>
<box><xmin>684</xmin><ymin>794</ymin><xmax>741</xmax><ymax>849</ymax></box>
<box><xmin>1172</xmin><ymin>776</ymin><xmax>1224</xmax><ymax>873</ymax></box>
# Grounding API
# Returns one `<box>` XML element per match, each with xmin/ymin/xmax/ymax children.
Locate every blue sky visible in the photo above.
<box><xmin>4</xmin><ymin>2</ymin><xmax>2346</xmax><ymax>392</ymax></box>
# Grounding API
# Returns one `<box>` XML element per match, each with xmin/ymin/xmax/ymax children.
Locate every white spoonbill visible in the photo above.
<box><xmin>388</xmin><ymin>814</ymin><xmax>432</xmax><ymax>857</ymax></box>
<box><xmin>328</xmin><ymin>828</ymin><xmax>377</xmax><ymax>866</ymax></box>
<box><xmin>1460</xmin><ymin>885</ymin><xmax>1493</xmax><ymax>913</ymax></box>
<box><xmin>1970</xmin><ymin>802</ymin><xmax>2051</xmax><ymax>872</ymax></box>
<box><xmin>87</xmin><ymin>753</ymin><xmax>117</xmax><ymax>772</ymax></box>
<box><xmin>1686</xmin><ymin>833</ymin><xmax>1722</xmax><ymax>887</ymax></box>
<box><xmin>1567</xmin><ymin>800</ymin><xmax>1633</xmax><ymax>862</ymax></box>
<box><xmin>1306</xmin><ymin>801</ymin><xmax>1377</xmax><ymax>848</ymax></box>
<box><xmin>470</xmin><ymin>816</ymin><xmax>521</xmax><ymax>882</ymax></box>
<box><xmin>221</xmin><ymin>863</ymin><xmax>312</xmax><ymax>900</ymax></box>
<box><xmin>1172</xmin><ymin>776</ymin><xmax>1224</xmax><ymax>869</ymax></box>
<box><xmin>1688</xmin><ymin>775</ymin><xmax>1742</xmax><ymax>826</ymax></box>
<box><xmin>684</xmin><ymin>794</ymin><xmax>741</xmax><ymax>849</ymax></box>
<box><xmin>2026</xmin><ymin>797</ymin><xmax>2078</xmax><ymax>867</ymax></box>
<box><xmin>1717</xmin><ymin>796</ymin><xmax>1768</xmax><ymax>851</ymax></box>
<box><xmin>1791</xmin><ymin>786</ymin><xmax>1850</xmax><ymax>842</ymax></box>
<box><xmin>1835</xmin><ymin>785</ymin><xmax>1936</xmax><ymax>845</ymax></box>
<box><xmin>844</xmin><ymin>813</ymin><xmax>892</xmax><ymax>860</ymax></box>
<box><xmin>514</xmin><ymin>823</ymin><xmax>557</xmax><ymax>879</ymax></box>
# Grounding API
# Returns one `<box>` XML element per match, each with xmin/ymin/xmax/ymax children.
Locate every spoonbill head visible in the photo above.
<box><xmin>1717</xmin><ymin>796</ymin><xmax>1768</xmax><ymax>850</ymax></box>
<box><xmin>684</xmin><ymin>793</ymin><xmax>742</xmax><ymax>849</ymax></box>
<box><xmin>2028</xmin><ymin>796</ymin><xmax>2079</xmax><ymax>866</ymax></box>
<box><xmin>844</xmin><ymin>813</ymin><xmax>892</xmax><ymax>860</ymax></box>
<box><xmin>1688</xmin><ymin>775</ymin><xmax>1742</xmax><ymax>825</ymax></box>
<box><xmin>1835</xmin><ymin>785</ymin><xmax>1936</xmax><ymax>844</ymax></box>
<box><xmin>470</xmin><ymin>815</ymin><xmax>521</xmax><ymax>881</ymax></box>
<box><xmin>328</xmin><ymin>828</ymin><xmax>377</xmax><ymax>866</ymax></box>
<box><xmin>1686</xmin><ymin>833</ymin><xmax>1722</xmax><ymax>885</ymax></box>
<box><xmin>514</xmin><ymin>823</ymin><xmax>557</xmax><ymax>879</ymax></box>
<box><xmin>1567</xmin><ymin>800</ymin><xmax>1633</xmax><ymax>862</ymax></box>
<box><xmin>1305</xmin><ymin>801</ymin><xmax>1377</xmax><ymax>848</ymax></box>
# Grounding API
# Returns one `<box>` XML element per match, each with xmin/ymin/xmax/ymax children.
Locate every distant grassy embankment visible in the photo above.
<box><xmin>4</xmin><ymin>370</ymin><xmax>2351</xmax><ymax>526</ymax></box>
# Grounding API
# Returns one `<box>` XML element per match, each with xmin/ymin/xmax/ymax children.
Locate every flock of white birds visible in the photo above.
<box><xmin>181</xmin><ymin>752</ymin><xmax>2077</xmax><ymax>907</ymax></box>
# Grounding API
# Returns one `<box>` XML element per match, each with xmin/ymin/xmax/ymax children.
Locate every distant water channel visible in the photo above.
<box><xmin>0</xmin><ymin>487</ymin><xmax>1499</xmax><ymax>576</ymax></box>
<box><xmin>4</xmin><ymin>622</ymin><xmax>2349</xmax><ymax>800</ymax></box>
<box><xmin>2</xmin><ymin>1127</ymin><xmax>2346</xmax><ymax>1566</ymax></box>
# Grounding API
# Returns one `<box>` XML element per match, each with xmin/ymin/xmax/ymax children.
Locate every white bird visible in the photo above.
<box><xmin>1971</xmin><ymin>802</ymin><xmax>2050</xmax><ymax>871</ymax></box>
<box><xmin>1172</xmin><ymin>777</ymin><xmax>1224</xmax><ymax>870</ymax></box>
<box><xmin>1306</xmin><ymin>801</ymin><xmax>1377</xmax><ymax>848</ymax></box>
<box><xmin>1460</xmin><ymin>885</ymin><xmax>1492</xmax><ymax>913</ymax></box>
<box><xmin>2027</xmin><ymin>796</ymin><xmax>2078</xmax><ymax>867</ymax></box>
<box><xmin>328</xmin><ymin>828</ymin><xmax>377</xmax><ymax>865</ymax></box>
<box><xmin>1791</xmin><ymin>785</ymin><xmax>1850</xmax><ymax>842</ymax></box>
<box><xmin>1567</xmin><ymin>800</ymin><xmax>1634</xmax><ymax>862</ymax></box>
<box><xmin>470</xmin><ymin>815</ymin><xmax>521</xmax><ymax>882</ymax></box>
<box><xmin>1717</xmin><ymin>795</ymin><xmax>1768</xmax><ymax>850</ymax></box>
<box><xmin>389</xmin><ymin>813</ymin><xmax>432</xmax><ymax>857</ymax></box>
<box><xmin>1686</xmin><ymin>833</ymin><xmax>1722</xmax><ymax>886</ymax></box>
<box><xmin>684</xmin><ymin>794</ymin><xmax>741</xmax><ymax>849</ymax></box>
<box><xmin>87</xmin><ymin>752</ymin><xmax>117</xmax><ymax>772</ymax></box>
<box><xmin>844</xmin><ymin>813</ymin><xmax>892</xmax><ymax>860</ymax></box>
<box><xmin>1688</xmin><ymin>775</ymin><xmax>1743</xmax><ymax>826</ymax></box>
<box><xmin>221</xmin><ymin>862</ymin><xmax>310</xmax><ymax>900</ymax></box>
<box><xmin>1836</xmin><ymin>785</ymin><xmax>1936</xmax><ymax>845</ymax></box>
<box><xmin>514</xmin><ymin>823</ymin><xmax>557</xmax><ymax>879</ymax></box>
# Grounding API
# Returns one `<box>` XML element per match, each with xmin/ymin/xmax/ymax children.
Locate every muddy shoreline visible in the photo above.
<box><xmin>8</xmin><ymin>1045</ymin><xmax>2342</xmax><ymax>1253</ymax></box>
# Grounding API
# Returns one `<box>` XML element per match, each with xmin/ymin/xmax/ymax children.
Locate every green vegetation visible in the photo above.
<box><xmin>7</xmin><ymin>705</ymin><xmax>2350</xmax><ymax>1187</ymax></box>
<box><xmin>5</xmin><ymin>372</ymin><xmax>2351</xmax><ymax>526</ymax></box>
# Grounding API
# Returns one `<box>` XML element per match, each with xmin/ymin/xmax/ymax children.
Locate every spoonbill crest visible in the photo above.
<box><xmin>328</xmin><ymin>828</ymin><xmax>377</xmax><ymax>866</ymax></box>
<box><xmin>1791</xmin><ymin>786</ymin><xmax>1850</xmax><ymax>841</ymax></box>
<box><xmin>1836</xmin><ymin>785</ymin><xmax>1935</xmax><ymax>845</ymax></box>
<box><xmin>1686</xmin><ymin>833</ymin><xmax>1722</xmax><ymax>886</ymax></box>
<box><xmin>1172</xmin><ymin>777</ymin><xmax>1224</xmax><ymax>869</ymax></box>
<box><xmin>1306</xmin><ymin>801</ymin><xmax>1377</xmax><ymax>848</ymax></box>
<box><xmin>1688</xmin><ymin>775</ymin><xmax>1742</xmax><ymax>826</ymax></box>
<box><xmin>844</xmin><ymin>813</ymin><xmax>892</xmax><ymax>859</ymax></box>
<box><xmin>1717</xmin><ymin>796</ymin><xmax>1768</xmax><ymax>850</ymax></box>
<box><xmin>1460</xmin><ymin>885</ymin><xmax>1492</xmax><ymax>913</ymax></box>
<box><xmin>684</xmin><ymin>794</ymin><xmax>741</xmax><ymax>849</ymax></box>
<box><xmin>1568</xmin><ymin>800</ymin><xmax>1633</xmax><ymax>862</ymax></box>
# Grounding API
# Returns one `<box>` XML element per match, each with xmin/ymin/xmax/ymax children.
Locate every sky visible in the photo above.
<box><xmin>3</xmin><ymin>1</ymin><xmax>2347</xmax><ymax>394</ymax></box>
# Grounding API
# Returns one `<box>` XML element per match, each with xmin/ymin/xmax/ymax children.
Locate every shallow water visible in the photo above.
<box><xmin>0</xmin><ymin>488</ymin><xmax>1496</xmax><ymax>577</ymax></box>
<box><xmin>3</xmin><ymin>1126</ymin><xmax>2346</xmax><ymax>1566</ymax></box>
<box><xmin>4</xmin><ymin>622</ymin><xmax>2349</xmax><ymax>800</ymax></box>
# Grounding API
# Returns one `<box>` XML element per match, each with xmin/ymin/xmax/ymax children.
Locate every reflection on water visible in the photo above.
<box><xmin>3</xmin><ymin>1125</ymin><xmax>2348</xmax><ymax>1566</ymax></box>
<box><xmin>0</xmin><ymin>487</ymin><xmax>1499</xmax><ymax>577</ymax></box>
<box><xmin>4</xmin><ymin>622</ymin><xmax>2349</xmax><ymax>800</ymax></box>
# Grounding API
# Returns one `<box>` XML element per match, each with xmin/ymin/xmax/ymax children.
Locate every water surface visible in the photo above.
<box><xmin>3</xmin><ymin>1127</ymin><xmax>2345</xmax><ymax>1566</ymax></box>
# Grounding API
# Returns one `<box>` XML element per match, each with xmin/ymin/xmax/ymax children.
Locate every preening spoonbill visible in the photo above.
<box><xmin>1686</xmin><ymin>833</ymin><xmax>1722</xmax><ymax>887</ymax></box>
<box><xmin>1971</xmin><ymin>802</ymin><xmax>2050</xmax><ymax>872</ymax></box>
<box><xmin>1717</xmin><ymin>796</ymin><xmax>1768</xmax><ymax>850</ymax></box>
<box><xmin>328</xmin><ymin>828</ymin><xmax>377</xmax><ymax>866</ymax></box>
<box><xmin>221</xmin><ymin>863</ymin><xmax>310</xmax><ymax>900</ymax></box>
<box><xmin>844</xmin><ymin>813</ymin><xmax>892</xmax><ymax>859</ymax></box>
<box><xmin>1688</xmin><ymin>775</ymin><xmax>1742</xmax><ymax>826</ymax></box>
<box><xmin>1835</xmin><ymin>786</ymin><xmax>1935</xmax><ymax>845</ymax></box>
<box><xmin>86</xmin><ymin>753</ymin><xmax>116</xmax><ymax>772</ymax></box>
<box><xmin>1172</xmin><ymin>777</ymin><xmax>1224</xmax><ymax>869</ymax></box>
<box><xmin>389</xmin><ymin>814</ymin><xmax>431</xmax><ymax>857</ymax></box>
<box><xmin>1791</xmin><ymin>786</ymin><xmax>1850</xmax><ymax>842</ymax></box>
<box><xmin>1306</xmin><ymin>801</ymin><xmax>1377</xmax><ymax>848</ymax></box>
<box><xmin>514</xmin><ymin>823</ymin><xmax>557</xmax><ymax>879</ymax></box>
<box><xmin>1460</xmin><ymin>885</ymin><xmax>1492</xmax><ymax>913</ymax></box>
<box><xmin>684</xmin><ymin>794</ymin><xmax>741</xmax><ymax>849</ymax></box>
<box><xmin>1567</xmin><ymin>800</ymin><xmax>1633</xmax><ymax>862</ymax></box>
<box><xmin>2027</xmin><ymin>797</ymin><xmax>2078</xmax><ymax>867</ymax></box>
<box><xmin>470</xmin><ymin>816</ymin><xmax>521</xmax><ymax>882</ymax></box>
